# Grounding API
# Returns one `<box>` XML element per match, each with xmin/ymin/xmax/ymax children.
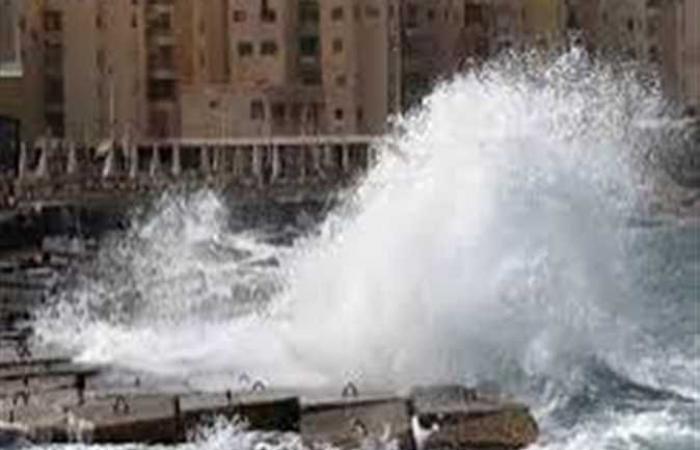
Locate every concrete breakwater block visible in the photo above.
<box><xmin>0</xmin><ymin>364</ymin><xmax>538</xmax><ymax>450</ymax></box>
<box><xmin>410</xmin><ymin>385</ymin><xmax>538</xmax><ymax>449</ymax></box>
<box><xmin>2</xmin><ymin>391</ymin><xmax>300</xmax><ymax>444</ymax></box>
<box><xmin>301</xmin><ymin>389</ymin><xmax>412</xmax><ymax>450</ymax></box>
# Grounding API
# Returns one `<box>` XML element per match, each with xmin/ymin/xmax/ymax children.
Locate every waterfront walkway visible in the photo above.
<box><xmin>0</xmin><ymin>135</ymin><xmax>380</xmax><ymax>210</ymax></box>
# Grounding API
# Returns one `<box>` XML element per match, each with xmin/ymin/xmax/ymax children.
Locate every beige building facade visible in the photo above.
<box><xmin>661</xmin><ymin>0</ymin><xmax>700</xmax><ymax>113</ymax></box>
<box><xmin>6</xmin><ymin>0</ymin><xmax>699</xmax><ymax>144</ymax></box>
<box><xmin>15</xmin><ymin>0</ymin><xmax>146</xmax><ymax>142</ymax></box>
<box><xmin>181</xmin><ymin>0</ymin><xmax>401</xmax><ymax>138</ymax></box>
<box><xmin>320</xmin><ymin>0</ymin><xmax>401</xmax><ymax>134</ymax></box>
<box><xmin>401</xmin><ymin>0</ymin><xmax>492</xmax><ymax>109</ymax></box>
<box><xmin>566</xmin><ymin>0</ymin><xmax>697</xmax><ymax>112</ymax></box>
<box><xmin>0</xmin><ymin>0</ymin><xmax>21</xmax><ymax>66</ymax></box>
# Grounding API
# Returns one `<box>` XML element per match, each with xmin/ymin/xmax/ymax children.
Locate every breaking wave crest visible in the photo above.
<box><xmin>34</xmin><ymin>51</ymin><xmax>698</xmax><ymax>449</ymax></box>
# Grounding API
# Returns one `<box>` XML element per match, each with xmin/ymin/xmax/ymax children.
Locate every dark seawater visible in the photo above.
<box><xmin>526</xmin><ymin>223</ymin><xmax>699</xmax><ymax>449</ymax></box>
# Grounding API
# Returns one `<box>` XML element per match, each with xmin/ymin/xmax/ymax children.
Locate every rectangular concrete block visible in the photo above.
<box><xmin>410</xmin><ymin>385</ymin><xmax>538</xmax><ymax>450</ymax></box>
<box><xmin>181</xmin><ymin>391</ymin><xmax>300</xmax><ymax>435</ymax></box>
<box><xmin>301</xmin><ymin>394</ymin><xmax>412</xmax><ymax>450</ymax></box>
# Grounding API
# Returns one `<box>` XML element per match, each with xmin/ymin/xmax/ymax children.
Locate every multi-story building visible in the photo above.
<box><xmin>182</xmin><ymin>0</ymin><xmax>323</xmax><ymax>138</ymax></box>
<box><xmin>0</xmin><ymin>0</ymin><xmax>21</xmax><ymax>65</ymax></box>
<box><xmin>8</xmin><ymin>0</ymin><xmax>697</xmax><ymax>144</ymax></box>
<box><xmin>400</xmin><ymin>0</ymin><xmax>492</xmax><ymax>110</ymax></box>
<box><xmin>15</xmin><ymin>0</ymin><xmax>145</xmax><ymax>142</ymax></box>
<box><xmin>181</xmin><ymin>0</ymin><xmax>401</xmax><ymax>138</ymax></box>
<box><xmin>661</xmin><ymin>0</ymin><xmax>700</xmax><ymax>114</ymax></box>
<box><xmin>320</xmin><ymin>0</ymin><xmax>401</xmax><ymax>133</ymax></box>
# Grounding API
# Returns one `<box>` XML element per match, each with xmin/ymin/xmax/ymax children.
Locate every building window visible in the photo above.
<box><xmin>649</xmin><ymin>45</ymin><xmax>660</xmax><ymax>63</ymax></box>
<box><xmin>333</xmin><ymin>38</ymin><xmax>343</xmax><ymax>53</ymax></box>
<box><xmin>300</xmin><ymin>1</ymin><xmax>320</xmax><ymax>22</ymax></box>
<box><xmin>261</xmin><ymin>0</ymin><xmax>277</xmax><ymax>22</ymax></box>
<box><xmin>45</xmin><ymin>112</ymin><xmax>64</xmax><ymax>138</ymax></box>
<box><xmin>336</xmin><ymin>74</ymin><xmax>347</xmax><ymax>86</ymax></box>
<box><xmin>427</xmin><ymin>8</ymin><xmax>435</xmax><ymax>21</ymax></box>
<box><xmin>464</xmin><ymin>4</ymin><xmax>484</xmax><ymax>27</ymax></box>
<box><xmin>233</xmin><ymin>10</ymin><xmax>246</xmax><ymax>22</ymax></box>
<box><xmin>354</xmin><ymin>5</ymin><xmax>361</xmax><ymax>20</ymax></box>
<box><xmin>44</xmin><ymin>78</ymin><xmax>64</xmax><ymax>104</ymax></box>
<box><xmin>44</xmin><ymin>11</ymin><xmax>62</xmax><ymax>32</ymax></box>
<box><xmin>272</xmin><ymin>103</ymin><xmax>286</xmax><ymax>123</ymax></box>
<box><xmin>262</xmin><ymin>9</ymin><xmax>277</xmax><ymax>22</ymax></box>
<box><xmin>331</xmin><ymin>7</ymin><xmax>344</xmax><ymax>21</ymax></box>
<box><xmin>334</xmin><ymin>108</ymin><xmax>344</xmax><ymax>121</ymax></box>
<box><xmin>261</xmin><ymin>40</ymin><xmax>278</xmax><ymax>55</ymax></box>
<box><xmin>291</xmin><ymin>103</ymin><xmax>302</xmax><ymax>122</ymax></box>
<box><xmin>96</xmin><ymin>49</ymin><xmax>105</xmax><ymax>71</ymax></box>
<box><xmin>238</xmin><ymin>41</ymin><xmax>254</xmax><ymax>57</ymax></box>
<box><xmin>299</xmin><ymin>36</ymin><xmax>319</xmax><ymax>56</ymax></box>
<box><xmin>406</xmin><ymin>4</ymin><xmax>418</xmax><ymax>28</ymax></box>
<box><xmin>301</xmin><ymin>71</ymin><xmax>322</xmax><ymax>86</ymax></box>
<box><xmin>251</xmin><ymin>100</ymin><xmax>265</xmax><ymax>120</ymax></box>
<box><xmin>627</xmin><ymin>18</ymin><xmax>635</xmax><ymax>32</ymax></box>
<box><xmin>148</xmin><ymin>80</ymin><xmax>176</xmax><ymax>101</ymax></box>
<box><xmin>131</xmin><ymin>13</ymin><xmax>138</xmax><ymax>28</ymax></box>
<box><xmin>45</xmin><ymin>43</ymin><xmax>63</xmax><ymax>68</ymax></box>
<box><xmin>366</xmin><ymin>6</ymin><xmax>380</xmax><ymax>19</ymax></box>
<box><xmin>150</xmin><ymin>12</ymin><xmax>171</xmax><ymax>31</ymax></box>
<box><xmin>149</xmin><ymin>110</ymin><xmax>171</xmax><ymax>138</ymax></box>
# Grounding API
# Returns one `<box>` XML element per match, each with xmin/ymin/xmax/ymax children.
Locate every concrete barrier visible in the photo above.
<box><xmin>0</xmin><ymin>360</ymin><xmax>538</xmax><ymax>448</ymax></box>
<box><xmin>410</xmin><ymin>385</ymin><xmax>538</xmax><ymax>450</ymax></box>
<box><xmin>1</xmin><ymin>390</ymin><xmax>301</xmax><ymax>444</ymax></box>
<box><xmin>301</xmin><ymin>390</ymin><xmax>413</xmax><ymax>450</ymax></box>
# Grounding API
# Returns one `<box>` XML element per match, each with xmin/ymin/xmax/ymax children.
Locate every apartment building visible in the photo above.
<box><xmin>14</xmin><ymin>0</ymin><xmax>145</xmax><ymax>142</ymax></box>
<box><xmin>182</xmin><ymin>0</ymin><xmax>321</xmax><ymax>138</ymax></box>
<box><xmin>181</xmin><ymin>0</ymin><xmax>401</xmax><ymax>138</ymax></box>
<box><xmin>321</xmin><ymin>0</ymin><xmax>401</xmax><ymax>133</ymax></box>
<box><xmin>0</xmin><ymin>0</ymin><xmax>20</xmax><ymax>65</ymax></box>
<box><xmin>13</xmin><ymin>0</ymin><xmax>199</xmax><ymax>141</ymax></box>
<box><xmin>661</xmin><ymin>0</ymin><xmax>700</xmax><ymax>113</ymax></box>
<box><xmin>401</xmin><ymin>0</ymin><xmax>492</xmax><ymax>110</ymax></box>
<box><xmin>6</xmin><ymin>0</ymin><xmax>697</xmax><ymax>143</ymax></box>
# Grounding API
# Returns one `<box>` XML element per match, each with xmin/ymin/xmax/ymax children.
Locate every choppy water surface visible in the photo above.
<box><xmin>35</xmin><ymin>52</ymin><xmax>698</xmax><ymax>449</ymax></box>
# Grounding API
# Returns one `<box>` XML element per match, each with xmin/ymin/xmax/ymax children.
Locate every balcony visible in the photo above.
<box><xmin>147</xmin><ymin>3</ymin><xmax>174</xmax><ymax>18</ymax></box>
<box><xmin>148</xmin><ymin>34</ymin><xmax>176</xmax><ymax>47</ymax></box>
<box><xmin>299</xmin><ymin>54</ymin><xmax>320</xmax><ymax>66</ymax></box>
<box><xmin>148</xmin><ymin>67</ymin><xmax>177</xmax><ymax>80</ymax></box>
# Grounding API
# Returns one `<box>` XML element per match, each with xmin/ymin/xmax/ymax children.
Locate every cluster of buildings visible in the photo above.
<box><xmin>0</xmin><ymin>0</ymin><xmax>698</xmax><ymax>145</ymax></box>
